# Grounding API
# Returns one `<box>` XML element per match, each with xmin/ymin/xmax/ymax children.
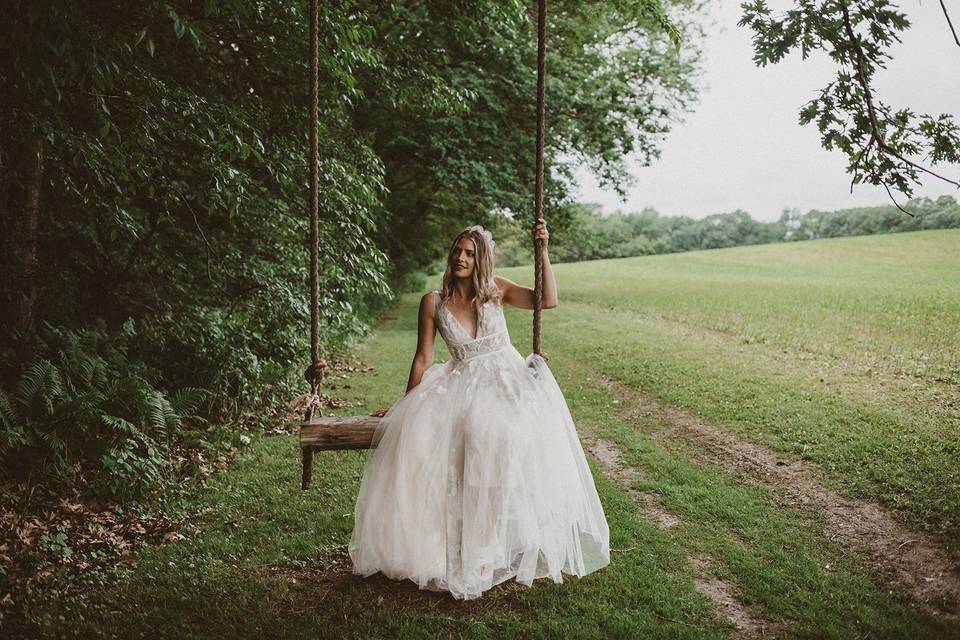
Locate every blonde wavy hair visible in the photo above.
<box><xmin>438</xmin><ymin>225</ymin><xmax>501</xmax><ymax>309</ymax></box>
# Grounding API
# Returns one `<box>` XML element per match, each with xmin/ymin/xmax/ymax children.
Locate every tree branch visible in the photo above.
<box><xmin>941</xmin><ymin>0</ymin><xmax>960</xmax><ymax>48</ymax></box>
<box><xmin>840</xmin><ymin>3</ymin><xmax>959</xmax><ymax>215</ymax></box>
<box><xmin>882</xmin><ymin>182</ymin><xmax>915</xmax><ymax>218</ymax></box>
<box><xmin>171</xmin><ymin>186</ymin><xmax>217</xmax><ymax>282</ymax></box>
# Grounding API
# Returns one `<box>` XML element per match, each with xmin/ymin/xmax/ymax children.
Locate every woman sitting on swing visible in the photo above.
<box><xmin>348</xmin><ymin>218</ymin><xmax>610</xmax><ymax>601</ymax></box>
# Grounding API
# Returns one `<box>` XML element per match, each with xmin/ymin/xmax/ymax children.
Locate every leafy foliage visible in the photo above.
<box><xmin>0</xmin><ymin>323</ymin><xmax>207</xmax><ymax>500</ymax></box>
<box><xmin>351</xmin><ymin>0</ymin><xmax>704</xmax><ymax>278</ymax></box>
<box><xmin>739</xmin><ymin>0</ymin><xmax>960</xmax><ymax>209</ymax></box>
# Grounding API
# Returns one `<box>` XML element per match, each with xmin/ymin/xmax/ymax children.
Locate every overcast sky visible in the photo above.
<box><xmin>572</xmin><ymin>0</ymin><xmax>960</xmax><ymax>221</ymax></box>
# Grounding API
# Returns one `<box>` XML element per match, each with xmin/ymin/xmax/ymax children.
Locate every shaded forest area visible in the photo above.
<box><xmin>0</xmin><ymin>0</ymin><xmax>701</xmax><ymax>502</ymax></box>
<box><xmin>489</xmin><ymin>195</ymin><xmax>960</xmax><ymax>265</ymax></box>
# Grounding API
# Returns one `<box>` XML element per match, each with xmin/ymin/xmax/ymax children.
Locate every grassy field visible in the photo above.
<box><xmin>17</xmin><ymin>229</ymin><xmax>960</xmax><ymax>639</ymax></box>
<box><xmin>526</xmin><ymin>229</ymin><xmax>960</xmax><ymax>542</ymax></box>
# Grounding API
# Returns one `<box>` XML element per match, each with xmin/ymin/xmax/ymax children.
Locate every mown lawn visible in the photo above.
<box><xmin>18</xmin><ymin>229</ymin><xmax>959</xmax><ymax>639</ymax></box>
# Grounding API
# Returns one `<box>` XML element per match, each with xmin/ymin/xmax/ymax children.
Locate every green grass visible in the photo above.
<box><xmin>17</xmin><ymin>229</ymin><xmax>960</xmax><ymax>639</ymax></box>
<box><xmin>542</xmin><ymin>229</ymin><xmax>959</xmax><ymax>385</ymax></box>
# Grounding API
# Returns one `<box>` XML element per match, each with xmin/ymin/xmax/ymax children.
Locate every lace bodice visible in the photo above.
<box><xmin>433</xmin><ymin>290</ymin><xmax>512</xmax><ymax>362</ymax></box>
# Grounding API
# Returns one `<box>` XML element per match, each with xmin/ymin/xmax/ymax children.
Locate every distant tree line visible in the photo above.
<box><xmin>488</xmin><ymin>195</ymin><xmax>960</xmax><ymax>265</ymax></box>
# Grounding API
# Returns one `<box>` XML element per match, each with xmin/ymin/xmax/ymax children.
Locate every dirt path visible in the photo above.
<box><xmin>586</xmin><ymin>436</ymin><xmax>785</xmax><ymax>638</ymax></box>
<box><xmin>585</xmin><ymin>370</ymin><xmax>960</xmax><ymax>619</ymax></box>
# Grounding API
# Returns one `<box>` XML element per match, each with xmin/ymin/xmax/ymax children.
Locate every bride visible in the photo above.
<box><xmin>348</xmin><ymin>219</ymin><xmax>610</xmax><ymax>600</ymax></box>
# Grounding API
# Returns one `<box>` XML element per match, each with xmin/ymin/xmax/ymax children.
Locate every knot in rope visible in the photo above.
<box><xmin>304</xmin><ymin>357</ymin><xmax>329</xmax><ymax>389</ymax></box>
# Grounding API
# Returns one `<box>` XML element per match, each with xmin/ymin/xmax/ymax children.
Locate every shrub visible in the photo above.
<box><xmin>0</xmin><ymin>322</ymin><xmax>206</xmax><ymax>501</ymax></box>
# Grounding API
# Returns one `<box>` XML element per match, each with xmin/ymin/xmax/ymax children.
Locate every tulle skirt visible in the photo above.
<box><xmin>347</xmin><ymin>344</ymin><xmax>610</xmax><ymax>600</ymax></box>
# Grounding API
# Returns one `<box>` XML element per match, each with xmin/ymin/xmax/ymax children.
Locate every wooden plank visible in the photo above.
<box><xmin>300</xmin><ymin>414</ymin><xmax>381</xmax><ymax>450</ymax></box>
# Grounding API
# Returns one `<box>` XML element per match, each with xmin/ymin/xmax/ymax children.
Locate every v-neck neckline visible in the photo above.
<box><xmin>441</xmin><ymin>296</ymin><xmax>483</xmax><ymax>341</ymax></box>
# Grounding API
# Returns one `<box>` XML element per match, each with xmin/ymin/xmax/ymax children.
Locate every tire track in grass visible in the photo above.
<box><xmin>584</xmin><ymin>436</ymin><xmax>784</xmax><ymax>638</ymax></box>
<box><xmin>584</xmin><ymin>367</ymin><xmax>960</xmax><ymax>619</ymax></box>
<box><xmin>586</xmin><ymin>437</ymin><xmax>679</xmax><ymax>530</ymax></box>
<box><xmin>584</xmin><ymin>436</ymin><xmax>781</xmax><ymax>637</ymax></box>
<box><xmin>689</xmin><ymin>554</ymin><xmax>785</xmax><ymax>640</ymax></box>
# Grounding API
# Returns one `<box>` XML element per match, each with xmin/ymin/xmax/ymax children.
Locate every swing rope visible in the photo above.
<box><xmin>308</xmin><ymin>0</ymin><xmax>318</xmax><ymax>374</ymax></box>
<box><xmin>305</xmin><ymin>0</ymin><xmax>326</xmax><ymax>425</ymax></box>
<box><xmin>532</xmin><ymin>0</ymin><xmax>547</xmax><ymax>359</ymax></box>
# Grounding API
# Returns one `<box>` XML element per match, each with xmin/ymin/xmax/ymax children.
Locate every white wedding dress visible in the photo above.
<box><xmin>348</xmin><ymin>290</ymin><xmax>610</xmax><ymax>600</ymax></box>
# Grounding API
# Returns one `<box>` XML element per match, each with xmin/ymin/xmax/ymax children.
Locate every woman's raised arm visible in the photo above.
<box><xmin>495</xmin><ymin>218</ymin><xmax>556</xmax><ymax>309</ymax></box>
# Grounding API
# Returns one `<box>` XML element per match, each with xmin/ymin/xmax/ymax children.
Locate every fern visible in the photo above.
<box><xmin>76</xmin><ymin>351</ymin><xmax>104</xmax><ymax>390</ymax></box>
<box><xmin>147</xmin><ymin>392</ymin><xmax>179</xmax><ymax>441</ymax></box>
<box><xmin>2</xmin><ymin>323</ymin><xmax>222</xmax><ymax>501</ymax></box>
<box><xmin>100</xmin><ymin>413</ymin><xmax>139</xmax><ymax>438</ymax></box>
<box><xmin>0</xmin><ymin>389</ymin><xmax>18</xmax><ymax>428</ymax></box>
<box><xmin>170</xmin><ymin>387</ymin><xmax>209</xmax><ymax>425</ymax></box>
<box><xmin>36</xmin><ymin>428</ymin><xmax>66</xmax><ymax>452</ymax></box>
<box><xmin>0</xmin><ymin>390</ymin><xmax>26</xmax><ymax>456</ymax></box>
<box><xmin>15</xmin><ymin>359</ymin><xmax>62</xmax><ymax>409</ymax></box>
<box><xmin>40</xmin><ymin>362</ymin><xmax>64</xmax><ymax>415</ymax></box>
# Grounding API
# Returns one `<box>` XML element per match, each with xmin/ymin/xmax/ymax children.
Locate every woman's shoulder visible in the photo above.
<box><xmin>421</xmin><ymin>290</ymin><xmax>441</xmax><ymax>311</ymax></box>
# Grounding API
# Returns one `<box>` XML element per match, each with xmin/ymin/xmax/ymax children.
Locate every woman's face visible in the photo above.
<box><xmin>451</xmin><ymin>236</ymin><xmax>477</xmax><ymax>280</ymax></box>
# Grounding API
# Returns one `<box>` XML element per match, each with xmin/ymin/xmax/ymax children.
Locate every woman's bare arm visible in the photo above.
<box><xmin>495</xmin><ymin>255</ymin><xmax>557</xmax><ymax>310</ymax></box>
<box><xmin>494</xmin><ymin>270</ymin><xmax>557</xmax><ymax>309</ymax></box>
<box><xmin>405</xmin><ymin>292</ymin><xmax>438</xmax><ymax>393</ymax></box>
<box><xmin>496</xmin><ymin>218</ymin><xmax>556</xmax><ymax>309</ymax></box>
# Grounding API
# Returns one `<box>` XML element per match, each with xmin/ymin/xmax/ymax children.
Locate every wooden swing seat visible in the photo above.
<box><xmin>300</xmin><ymin>414</ymin><xmax>379</xmax><ymax>450</ymax></box>
<box><xmin>300</xmin><ymin>414</ymin><xmax>379</xmax><ymax>489</ymax></box>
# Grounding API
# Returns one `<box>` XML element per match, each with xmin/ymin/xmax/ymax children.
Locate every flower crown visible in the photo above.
<box><xmin>466</xmin><ymin>225</ymin><xmax>495</xmax><ymax>250</ymax></box>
